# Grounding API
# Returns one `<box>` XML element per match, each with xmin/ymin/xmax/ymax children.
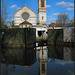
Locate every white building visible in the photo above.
<box><xmin>14</xmin><ymin>0</ymin><xmax>47</xmax><ymax>38</ymax></box>
<box><xmin>14</xmin><ymin>4</ymin><xmax>37</xmax><ymax>27</ymax></box>
<box><xmin>38</xmin><ymin>0</ymin><xmax>47</xmax><ymax>25</ymax></box>
<box><xmin>14</xmin><ymin>0</ymin><xmax>47</xmax><ymax>27</ymax></box>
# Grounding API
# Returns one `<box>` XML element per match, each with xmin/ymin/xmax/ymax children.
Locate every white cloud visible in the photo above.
<box><xmin>10</xmin><ymin>5</ymin><xmax>17</xmax><ymax>9</ymax></box>
<box><xmin>56</xmin><ymin>1</ymin><xmax>74</xmax><ymax>7</ymax></box>
<box><xmin>66</xmin><ymin>7</ymin><xmax>74</xmax><ymax>10</ymax></box>
<box><xmin>10</xmin><ymin>5</ymin><xmax>20</xmax><ymax>10</ymax></box>
<box><xmin>53</xmin><ymin>13</ymin><xmax>67</xmax><ymax>16</ymax></box>
<box><xmin>53</xmin><ymin>13</ymin><xmax>60</xmax><ymax>16</ymax></box>
<box><xmin>48</xmin><ymin>18</ymin><xmax>57</xmax><ymax>21</ymax></box>
<box><xmin>46</xmin><ymin>5</ymin><xmax>51</xmax><ymax>8</ymax></box>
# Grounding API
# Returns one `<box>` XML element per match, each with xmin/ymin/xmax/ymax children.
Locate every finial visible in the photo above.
<box><xmin>25</xmin><ymin>3</ymin><xmax>26</xmax><ymax>6</ymax></box>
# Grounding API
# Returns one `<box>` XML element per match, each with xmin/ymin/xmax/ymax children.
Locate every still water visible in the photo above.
<box><xmin>1</xmin><ymin>46</ymin><xmax>75</xmax><ymax>75</ymax></box>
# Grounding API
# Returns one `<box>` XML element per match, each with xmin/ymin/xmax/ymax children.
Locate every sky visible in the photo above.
<box><xmin>5</xmin><ymin>0</ymin><xmax>74</xmax><ymax>24</ymax></box>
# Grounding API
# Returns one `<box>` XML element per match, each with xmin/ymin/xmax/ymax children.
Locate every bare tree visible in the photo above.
<box><xmin>69</xmin><ymin>19</ymin><xmax>74</xmax><ymax>27</ymax></box>
<box><xmin>56</xmin><ymin>13</ymin><xmax>69</xmax><ymax>27</ymax></box>
<box><xmin>1</xmin><ymin>0</ymin><xmax>8</xmax><ymax>29</ymax></box>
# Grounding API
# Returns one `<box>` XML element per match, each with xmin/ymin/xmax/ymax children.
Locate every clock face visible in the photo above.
<box><xmin>22</xmin><ymin>13</ymin><xmax>29</xmax><ymax>20</ymax></box>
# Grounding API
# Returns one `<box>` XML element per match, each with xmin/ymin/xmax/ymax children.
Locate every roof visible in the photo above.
<box><xmin>19</xmin><ymin>20</ymin><xmax>32</xmax><ymax>25</ymax></box>
<box><xmin>14</xmin><ymin>5</ymin><xmax>36</xmax><ymax>15</ymax></box>
<box><xmin>49</xmin><ymin>23</ymin><xmax>56</xmax><ymax>26</ymax></box>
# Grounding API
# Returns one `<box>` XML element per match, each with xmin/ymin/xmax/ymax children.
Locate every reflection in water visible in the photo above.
<box><xmin>47</xmin><ymin>46</ymin><xmax>74</xmax><ymax>75</ymax></box>
<box><xmin>1</xmin><ymin>47</ymin><xmax>37</xmax><ymax>75</ymax></box>
<box><xmin>1</xmin><ymin>46</ymin><xmax>74</xmax><ymax>75</ymax></box>
<box><xmin>64</xmin><ymin>47</ymin><xmax>75</xmax><ymax>61</ymax></box>
<box><xmin>48</xmin><ymin>46</ymin><xmax>75</xmax><ymax>61</ymax></box>
<box><xmin>1</xmin><ymin>48</ymin><xmax>36</xmax><ymax>66</ymax></box>
<box><xmin>38</xmin><ymin>46</ymin><xmax>47</xmax><ymax>75</ymax></box>
<box><xmin>48</xmin><ymin>46</ymin><xmax>63</xmax><ymax>62</ymax></box>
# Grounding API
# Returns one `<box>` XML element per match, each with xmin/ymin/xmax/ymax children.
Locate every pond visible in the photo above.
<box><xmin>1</xmin><ymin>45</ymin><xmax>75</xmax><ymax>75</ymax></box>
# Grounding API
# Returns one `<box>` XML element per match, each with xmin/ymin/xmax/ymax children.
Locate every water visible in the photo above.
<box><xmin>1</xmin><ymin>46</ymin><xmax>75</xmax><ymax>75</ymax></box>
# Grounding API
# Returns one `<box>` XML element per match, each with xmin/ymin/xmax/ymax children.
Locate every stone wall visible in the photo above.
<box><xmin>63</xmin><ymin>28</ymin><xmax>74</xmax><ymax>42</ymax></box>
<box><xmin>64</xmin><ymin>47</ymin><xmax>75</xmax><ymax>61</ymax></box>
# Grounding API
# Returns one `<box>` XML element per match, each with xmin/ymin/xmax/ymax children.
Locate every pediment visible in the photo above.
<box><xmin>14</xmin><ymin>5</ymin><xmax>36</xmax><ymax>15</ymax></box>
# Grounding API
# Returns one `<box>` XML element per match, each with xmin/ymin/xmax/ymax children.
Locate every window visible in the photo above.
<box><xmin>41</xmin><ymin>0</ymin><xmax>44</xmax><ymax>7</ymax></box>
<box><xmin>42</xmin><ymin>64</ymin><xmax>45</xmax><ymax>73</ymax></box>
<box><xmin>22</xmin><ymin>13</ymin><xmax>29</xmax><ymax>20</ymax></box>
<box><xmin>42</xmin><ymin>16</ymin><xmax>44</xmax><ymax>20</ymax></box>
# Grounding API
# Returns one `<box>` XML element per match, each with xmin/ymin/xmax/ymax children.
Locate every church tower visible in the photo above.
<box><xmin>38</xmin><ymin>0</ymin><xmax>47</xmax><ymax>25</ymax></box>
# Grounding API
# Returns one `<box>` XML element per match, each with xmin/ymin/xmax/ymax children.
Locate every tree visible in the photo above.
<box><xmin>56</xmin><ymin>13</ymin><xmax>69</xmax><ymax>27</ymax></box>
<box><xmin>70</xmin><ymin>20</ymin><xmax>74</xmax><ymax>24</ymax></box>
<box><xmin>1</xmin><ymin>17</ymin><xmax>7</xmax><ymax>29</ymax></box>
<box><xmin>1</xmin><ymin>0</ymin><xmax>8</xmax><ymax>29</ymax></box>
<box><xmin>69</xmin><ymin>19</ymin><xmax>74</xmax><ymax>27</ymax></box>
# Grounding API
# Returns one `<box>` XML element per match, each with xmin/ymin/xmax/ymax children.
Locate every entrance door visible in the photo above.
<box><xmin>38</xmin><ymin>31</ymin><xmax>45</xmax><ymax>37</ymax></box>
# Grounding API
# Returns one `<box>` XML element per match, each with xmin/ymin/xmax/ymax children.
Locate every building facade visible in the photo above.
<box><xmin>14</xmin><ymin>0</ymin><xmax>47</xmax><ymax>27</ymax></box>
<box><xmin>38</xmin><ymin>0</ymin><xmax>47</xmax><ymax>25</ymax></box>
<box><xmin>14</xmin><ymin>4</ymin><xmax>37</xmax><ymax>26</ymax></box>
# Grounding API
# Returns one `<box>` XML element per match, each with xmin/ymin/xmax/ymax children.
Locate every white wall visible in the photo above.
<box><xmin>14</xmin><ymin>6</ymin><xmax>37</xmax><ymax>26</ymax></box>
<box><xmin>36</xmin><ymin>28</ymin><xmax>47</xmax><ymax>37</ymax></box>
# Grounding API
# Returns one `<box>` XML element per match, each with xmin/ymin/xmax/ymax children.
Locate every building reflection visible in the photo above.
<box><xmin>1</xmin><ymin>64</ymin><xmax>9</xmax><ymax>75</ymax></box>
<box><xmin>36</xmin><ymin>45</ymin><xmax>74</xmax><ymax>75</ymax></box>
<box><xmin>48</xmin><ymin>46</ymin><xmax>75</xmax><ymax>61</ymax></box>
<box><xmin>38</xmin><ymin>46</ymin><xmax>47</xmax><ymax>75</ymax></box>
<box><xmin>1</xmin><ymin>47</ymin><xmax>37</xmax><ymax>72</ymax></box>
<box><xmin>1</xmin><ymin>46</ymin><xmax>74</xmax><ymax>75</ymax></box>
<box><xmin>63</xmin><ymin>47</ymin><xmax>75</xmax><ymax>61</ymax></box>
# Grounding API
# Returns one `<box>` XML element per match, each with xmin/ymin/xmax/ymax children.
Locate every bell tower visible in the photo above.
<box><xmin>38</xmin><ymin>0</ymin><xmax>47</xmax><ymax>25</ymax></box>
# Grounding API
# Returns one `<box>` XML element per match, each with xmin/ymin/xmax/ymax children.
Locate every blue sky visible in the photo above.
<box><xmin>6</xmin><ymin>0</ymin><xmax>74</xmax><ymax>24</ymax></box>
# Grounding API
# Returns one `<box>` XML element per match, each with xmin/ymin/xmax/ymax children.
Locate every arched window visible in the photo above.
<box><xmin>42</xmin><ymin>16</ymin><xmax>44</xmax><ymax>20</ymax></box>
<box><xmin>41</xmin><ymin>0</ymin><xmax>44</xmax><ymax>7</ymax></box>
